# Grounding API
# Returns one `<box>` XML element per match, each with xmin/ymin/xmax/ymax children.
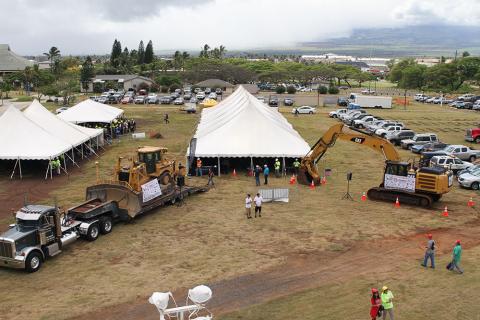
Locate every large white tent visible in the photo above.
<box><xmin>24</xmin><ymin>100</ymin><xmax>103</xmax><ymax>147</ymax></box>
<box><xmin>0</xmin><ymin>106</ymin><xmax>73</xmax><ymax>178</ymax></box>
<box><xmin>57</xmin><ymin>99</ymin><xmax>124</xmax><ymax>124</ymax></box>
<box><xmin>189</xmin><ymin>86</ymin><xmax>310</xmax><ymax>174</ymax></box>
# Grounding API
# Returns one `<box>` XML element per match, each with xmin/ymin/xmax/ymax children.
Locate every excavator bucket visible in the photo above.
<box><xmin>297</xmin><ymin>168</ymin><xmax>321</xmax><ymax>186</ymax></box>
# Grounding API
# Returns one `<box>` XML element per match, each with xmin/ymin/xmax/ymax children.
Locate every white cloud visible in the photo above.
<box><xmin>1</xmin><ymin>0</ymin><xmax>479</xmax><ymax>54</ymax></box>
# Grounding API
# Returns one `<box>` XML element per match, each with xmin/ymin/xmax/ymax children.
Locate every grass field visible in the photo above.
<box><xmin>0</xmin><ymin>100</ymin><xmax>479</xmax><ymax>319</ymax></box>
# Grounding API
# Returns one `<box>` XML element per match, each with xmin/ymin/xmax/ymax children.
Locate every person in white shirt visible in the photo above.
<box><xmin>245</xmin><ymin>194</ymin><xmax>253</xmax><ymax>219</ymax></box>
<box><xmin>254</xmin><ymin>193</ymin><xmax>263</xmax><ymax>218</ymax></box>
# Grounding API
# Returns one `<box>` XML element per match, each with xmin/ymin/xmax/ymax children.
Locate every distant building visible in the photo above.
<box><xmin>83</xmin><ymin>74</ymin><xmax>155</xmax><ymax>92</ymax></box>
<box><xmin>415</xmin><ymin>57</ymin><xmax>453</xmax><ymax>67</ymax></box>
<box><xmin>0</xmin><ymin>44</ymin><xmax>35</xmax><ymax>80</ymax></box>
<box><xmin>195</xmin><ymin>79</ymin><xmax>234</xmax><ymax>93</ymax></box>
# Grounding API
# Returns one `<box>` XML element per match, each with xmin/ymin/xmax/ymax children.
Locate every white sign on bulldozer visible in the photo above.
<box><xmin>141</xmin><ymin>179</ymin><xmax>162</xmax><ymax>202</ymax></box>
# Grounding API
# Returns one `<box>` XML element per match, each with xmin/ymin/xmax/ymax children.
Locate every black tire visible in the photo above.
<box><xmin>100</xmin><ymin>217</ymin><xmax>113</xmax><ymax>235</ymax></box>
<box><xmin>333</xmin><ymin>115</ymin><xmax>337</xmax><ymax>118</ymax></box>
<box><xmin>475</xmin><ymin>137</ymin><xmax>480</xmax><ymax>144</ymax></box>
<box><xmin>471</xmin><ymin>182</ymin><xmax>479</xmax><ymax>190</ymax></box>
<box><xmin>469</xmin><ymin>155</ymin><xmax>476</xmax><ymax>162</ymax></box>
<box><xmin>309</xmin><ymin>111</ymin><xmax>313</xmax><ymax>114</ymax></box>
<box><xmin>25</xmin><ymin>251</ymin><xmax>42</xmax><ymax>273</ymax></box>
<box><xmin>86</xmin><ymin>223</ymin><xmax>100</xmax><ymax>241</ymax></box>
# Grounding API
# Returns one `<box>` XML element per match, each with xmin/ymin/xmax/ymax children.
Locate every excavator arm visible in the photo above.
<box><xmin>299</xmin><ymin>123</ymin><xmax>400</xmax><ymax>185</ymax></box>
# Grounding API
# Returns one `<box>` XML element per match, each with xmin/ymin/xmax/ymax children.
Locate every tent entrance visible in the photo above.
<box><xmin>188</xmin><ymin>157</ymin><xmax>299</xmax><ymax>176</ymax></box>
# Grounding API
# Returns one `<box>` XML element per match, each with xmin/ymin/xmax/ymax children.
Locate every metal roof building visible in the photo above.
<box><xmin>0</xmin><ymin>44</ymin><xmax>34</xmax><ymax>78</ymax></box>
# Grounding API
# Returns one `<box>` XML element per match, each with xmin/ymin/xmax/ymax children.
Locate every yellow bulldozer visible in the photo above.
<box><xmin>298</xmin><ymin>123</ymin><xmax>453</xmax><ymax>207</ymax></box>
<box><xmin>115</xmin><ymin>146</ymin><xmax>176</xmax><ymax>192</ymax></box>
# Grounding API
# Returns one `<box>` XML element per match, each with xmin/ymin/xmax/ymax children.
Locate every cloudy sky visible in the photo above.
<box><xmin>2</xmin><ymin>0</ymin><xmax>480</xmax><ymax>55</ymax></box>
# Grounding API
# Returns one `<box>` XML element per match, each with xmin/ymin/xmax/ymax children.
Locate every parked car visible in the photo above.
<box><xmin>180</xmin><ymin>103</ymin><xmax>197</xmax><ymax>114</ymax></box>
<box><xmin>183</xmin><ymin>93</ymin><xmax>192</xmax><ymax>100</ymax></box>
<box><xmin>411</xmin><ymin>142</ymin><xmax>449</xmax><ymax>154</ymax></box>
<box><xmin>160</xmin><ymin>96</ymin><xmax>172</xmax><ymax>104</ymax></box>
<box><xmin>353</xmin><ymin>115</ymin><xmax>380</xmax><ymax>129</ymax></box>
<box><xmin>106</xmin><ymin>95</ymin><xmax>120</xmax><ymax>104</ymax></box>
<box><xmin>284</xmin><ymin>97</ymin><xmax>294</xmax><ymax>106</ymax></box>
<box><xmin>443</xmin><ymin>145</ymin><xmax>480</xmax><ymax>162</ymax></box>
<box><xmin>346</xmin><ymin>113</ymin><xmax>371</xmax><ymax>126</ymax></box>
<box><xmin>196</xmin><ymin>92</ymin><xmax>206</xmax><ymax>101</ymax></box>
<box><xmin>329</xmin><ymin>108</ymin><xmax>347</xmax><ymax>118</ymax></box>
<box><xmin>174</xmin><ymin>97</ymin><xmax>184</xmax><ymax>105</ymax></box>
<box><xmin>457</xmin><ymin>94</ymin><xmax>476</xmax><ymax>101</ymax></box>
<box><xmin>292</xmin><ymin>106</ymin><xmax>316</xmax><ymax>114</ymax></box>
<box><xmin>190</xmin><ymin>97</ymin><xmax>198</xmax><ymax>104</ymax></box>
<box><xmin>375</xmin><ymin>124</ymin><xmax>404</xmax><ymax>137</ymax></box>
<box><xmin>147</xmin><ymin>94</ymin><xmax>159</xmax><ymax>104</ymax></box>
<box><xmin>269</xmin><ymin>96</ymin><xmax>279</xmax><ymax>107</ymax></box>
<box><xmin>55</xmin><ymin>107</ymin><xmax>69</xmax><ymax>114</ymax></box>
<box><xmin>385</xmin><ymin>130</ymin><xmax>416</xmax><ymax>146</ymax></box>
<box><xmin>215</xmin><ymin>88</ymin><xmax>223</xmax><ymax>95</ymax></box>
<box><xmin>430</xmin><ymin>155</ymin><xmax>473</xmax><ymax>174</ymax></box>
<box><xmin>121</xmin><ymin>96</ymin><xmax>133</xmax><ymax>104</ymax></box>
<box><xmin>457</xmin><ymin>167</ymin><xmax>480</xmax><ymax>189</ymax></box>
<box><xmin>256</xmin><ymin>96</ymin><xmax>266</xmax><ymax>103</ymax></box>
<box><xmin>205</xmin><ymin>88</ymin><xmax>211</xmax><ymax>94</ymax></box>
<box><xmin>337</xmin><ymin>97</ymin><xmax>348</xmax><ymax>106</ymax></box>
<box><xmin>414</xmin><ymin>93</ymin><xmax>428</xmax><ymax>101</ymax></box>
<box><xmin>134</xmin><ymin>95</ymin><xmax>147</xmax><ymax>104</ymax></box>
<box><xmin>401</xmin><ymin>133</ymin><xmax>438</xmax><ymax>150</ymax></box>
<box><xmin>97</xmin><ymin>96</ymin><xmax>108</xmax><ymax>104</ymax></box>
<box><xmin>338</xmin><ymin>86</ymin><xmax>350</xmax><ymax>90</ymax></box>
<box><xmin>208</xmin><ymin>92</ymin><xmax>217</xmax><ymax>100</ymax></box>
<box><xmin>194</xmin><ymin>87</ymin><xmax>201</xmax><ymax>94</ymax></box>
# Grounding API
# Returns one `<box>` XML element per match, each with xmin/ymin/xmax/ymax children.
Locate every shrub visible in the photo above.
<box><xmin>169</xmin><ymin>84</ymin><xmax>180</xmax><ymax>93</ymax></box>
<box><xmin>275</xmin><ymin>86</ymin><xmax>286</xmax><ymax>94</ymax></box>
<box><xmin>286</xmin><ymin>86</ymin><xmax>297</xmax><ymax>94</ymax></box>
<box><xmin>160</xmin><ymin>86</ymin><xmax>169</xmax><ymax>93</ymax></box>
<box><xmin>318</xmin><ymin>86</ymin><xmax>328</xmax><ymax>94</ymax></box>
<box><xmin>328</xmin><ymin>86</ymin><xmax>339</xmax><ymax>94</ymax></box>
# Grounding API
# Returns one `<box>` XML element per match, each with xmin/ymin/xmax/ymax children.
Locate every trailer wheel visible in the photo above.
<box><xmin>86</xmin><ymin>223</ymin><xmax>100</xmax><ymax>241</ymax></box>
<box><xmin>100</xmin><ymin>217</ymin><xmax>113</xmax><ymax>235</ymax></box>
<box><xmin>25</xmin><ymin>251</ymin><xmax>42</xmax><ymax>273</ymax></box>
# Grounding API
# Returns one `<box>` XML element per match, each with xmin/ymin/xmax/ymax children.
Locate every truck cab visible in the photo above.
<box><xmin>0</xmin><ymin>205</ymin><xmax>62</xmax><ymax>272</ymax></box>
<box><xmin>465</xmin><ymin>127</ymin><xmax>480</xmax><ymax>144</ymax></box>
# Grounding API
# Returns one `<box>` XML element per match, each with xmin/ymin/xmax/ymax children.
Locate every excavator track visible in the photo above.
<box><xmin>367</xmin><ymin>187</ymin><xmax>433</xmax><ymax>208</ymax></box>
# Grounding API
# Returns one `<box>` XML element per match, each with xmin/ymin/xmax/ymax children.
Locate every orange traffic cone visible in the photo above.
<box><xmin>321</xmin><ymin>176</ymin><xmax>327</xmax><ymax>185</ymax></box>
<box><xmin>361</xmin><ymin>192</ymin><xmax>367</xmax><ymax>202</ymax></box>
<box><xmin>232</xmin><ymin>169</ymin><xmax>237</xmax><ymax>177</ymax></box>
<box><xmin>289</xmin><ymin>175</ymin><xmax>296</xmax><ymax>184</ymax></box>
<box><xmin>442</xmin><ymin>206</ymin><xmax>449</xmax><ymax>217</ymax></box>
<box><xmin>309</xmin><ymin>180</ymin><xmax>315</xmax><ymax>190</ymax></box>
<box><xmin>468</xmin><ymin>197</ymin><xmax>475</xmax><ymax>208</ymax></box>
<box><xmin>394</xmin><ymin>197</ymin><xmax>400</xmax><ymax>208</ymax></box>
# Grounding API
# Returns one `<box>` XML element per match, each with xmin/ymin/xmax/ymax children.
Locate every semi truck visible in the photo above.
<box><xmin>0</xmin><ymin>146</ymin><xmax>208</xmax><ymax>272</ymax></box>
<box><xmin>349</xmin><ymin>93</ymin><xmax>392</xmax><ymax>109</ymax></box>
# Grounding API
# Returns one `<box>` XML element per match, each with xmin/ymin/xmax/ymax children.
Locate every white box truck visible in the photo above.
<box><xmin>349</xmin><ymin>93</ymin><xmax>392</xmax><ymax>109</ymax></box>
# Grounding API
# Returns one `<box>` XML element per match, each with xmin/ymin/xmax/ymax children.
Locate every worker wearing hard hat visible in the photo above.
<box><xmin>293</xmin><ymin>158</ymin><xmax>300</xmax><ymax>176</ymax></box>
<box><xmin>380</xmin><ymin>286</ymin><xmax>394</xmax><ymax>320</ymax></box>
<box><xmin>274</xmin><ymin>158</ymin><xmax>281</xmax><ymax>178</ymax></box>
<box><xmin>448</xmin><ymin>240</ymin><xmax>463</xmax><ymax>274</ymax></box>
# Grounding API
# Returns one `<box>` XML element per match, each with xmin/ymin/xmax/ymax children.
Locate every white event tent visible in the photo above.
<box><xmin>57</xmin><ymin>99</ymin><xmax>124</xmax><ymax>124</ymax></box>
<box><xmin>188</xmin><ymin>86</ymin><xmax>310</xmax><ymax>175</ymax></box>
<box><xmin>0</xmin><ymin>106</ymin><xmax>72</xmax><ymax>178</ymax></box>
<box><xmin>24</xmin><ymin>100</ymin><xmax>104</xmax><ymax>164</ymax></box>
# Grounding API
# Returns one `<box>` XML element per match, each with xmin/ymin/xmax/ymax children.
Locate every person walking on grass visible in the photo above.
<box><xmin>164</xmin><ymin>113</ymin><xmax>170</xmax><ymax>124</ymax></box>
<box><xmin>254</xmin><ymin>193</ymin><xmax>263</xmax><ymax>218</ymax></box>
<box><xmin>448</xmin><ymin>240</ymin><xmax>464</xmax><ymax>274</ymax></box>
<box><xmin>421</xmin><ymin>233</ymin><xmax>436</xmax><ymax>269</ymax></box>
<box><xmin>254</xmin><ymin>165</ymin><xmax>261</xmax><ymax>186</ymax></box>
<box><xmin>381</xmin><ymin>286</ymin><xmax>394</xmax><ymax>320</ymax></box>
<box><xmin>196</xmin><ymin>158</ymin><xmax>203</xmax><ymax>177</ymax></box>
<box><xmin>245</xmin><ymin>194</ymin><xmax>253</xmax><ymax>219</ymax></box>
<box><xmin>263</xmin><ymin>164</ymin><xmax>270</xmax><ymax>185</ymax></box>
<box><xmin>370</xmin><ymin>288</ymin><xmax>383</xmax><ymax>320</ymax></box>
<box><xmin>207</xmin><ymin>168</ymin><xmax>215</xmax><ymax>186</ymax></box>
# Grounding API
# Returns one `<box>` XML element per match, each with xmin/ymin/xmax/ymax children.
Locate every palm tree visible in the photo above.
<box><xmin>219</xmin><ymin>45</ymin><xmax>226</xmax><ymax>58</ymax></box>
<box><xmin>43</xmin><ymin>47</ymin><xmax>60</xmax><ymax>63</ymax></box>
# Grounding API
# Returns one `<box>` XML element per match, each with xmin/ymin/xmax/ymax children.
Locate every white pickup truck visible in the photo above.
<box><xmin>443</xmin><ymin>145</ymin><xmax>480</xmax><ymax>162</ymax></box>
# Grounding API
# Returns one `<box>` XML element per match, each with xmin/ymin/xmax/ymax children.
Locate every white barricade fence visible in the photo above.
<box><xmin>132</xmin><ymin>132</ymin><xmax>146</xmax><ymax>139</ymax></box>
<box><xmin>259</xmin><ymin>188</ymin><xmax>289</xmax><ymax>203</ymax></box>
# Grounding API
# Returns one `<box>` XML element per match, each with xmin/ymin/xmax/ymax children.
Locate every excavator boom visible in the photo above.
<box><xmin>299</xmin><ymin>123</ymin><xmax>400</xmax><ymax>185</ymax></box>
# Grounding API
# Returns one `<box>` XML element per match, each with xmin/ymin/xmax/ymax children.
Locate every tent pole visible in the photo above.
<box><xmin>45</xmin><ymin>163</ymin><xmax>50</xmax><ymax>180</ymax></box>
<box><xmin>72</xmin><ymin>149</ymin><xmax>75</xmax><ymax>164</ymax></box>
<box><xmin>282</xmin><ymin>156</ymin><xmax>286</xmax><ymax>177</ymax></box>
<box><xmin>217</xmin><ymin>157</ymin><xmax>220</xmax><ymax>177</ymax></box>
<box><xmin>86</xmin><ymin>144</ymin><xmax>99</xmax><ymax>157</ymax></box>
<box><xmin>19</xmin><ymin>159</ymin><xmax>22</xmax><ymax>179</ymax></box>
<box><xmin>10</xmin><ymin>159</ymin><xmax>18</xmax><ymax>180</ymax></box>
<box><xmin>50</xmin><ymin>159</ymin><xmax>53</xmax><ymax>180</ymax></box>
<box><xmin>250</xmin><ymin>156</ymin><xmax>253</xmax><ymax>172</ymax></box>
<box><xmin>96</xmin><ymin>136</ymin><xmax>99</xmax><ymax>150</ymax></box>
<box><xmin>66</xmin><ymin>153</ymin><xmax>80</xmax><ymax>168</ymax></box>
<box><xmin>63</xmin><ymin>154</ymin><xmax>68</xmax><ymax>174</ymax></box>
<box><xmin>81</xmin><ymin>144</ymin><xmax>84</xmax><ymax>159</ymax></box>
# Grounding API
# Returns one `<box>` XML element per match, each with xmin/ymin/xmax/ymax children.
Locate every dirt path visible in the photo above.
<box><xmin>71</xmin><ymin>220</ymin><xmax>480</xmax><ymax>320</ymax></box>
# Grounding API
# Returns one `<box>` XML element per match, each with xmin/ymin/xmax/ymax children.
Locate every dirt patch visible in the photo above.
<box><xmin>70</xmin><ymin>220</ymin><xmax>480</xmax><ymax>320</ymax></box>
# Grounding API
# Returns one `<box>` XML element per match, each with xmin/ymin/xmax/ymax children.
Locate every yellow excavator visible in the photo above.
<box><xmin>298</xmin><ymin>123</ymin><xmax>453</xmax><ymax>207</ymax></box>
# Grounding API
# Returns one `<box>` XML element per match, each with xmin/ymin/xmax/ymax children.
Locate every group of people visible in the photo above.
<box><xmin>421</xmin><ymin>233</ymin><xmax>464</xmax><ymax>274</ymax></box>
<box><xmin>369</xmin><ymin>235</ymin><xmax>464</xmax><ymax>319</ymax></box>
<box><xmin>85</xmin><ymin>117</ymin><xmax>136</xmax><ymax>140</ymax></box>
<box><xmin>245</xmin><ymin>193</ymin><xmax>263</xmax><ymax>219</ymax></box>
<box><xmin>252</xmin><ymin>158</ymin><xmax>301</xmax><ymax>186</ymax></box>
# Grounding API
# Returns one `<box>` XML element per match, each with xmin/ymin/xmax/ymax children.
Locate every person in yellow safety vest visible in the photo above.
<box><xmin>293</xmin><ymin>158</ymin><xmax>300</xmax><ymax>176</ymax></box>
<box><xmin>50</xmin><ymin>158</ymin><xmax>61</xmax><ymax>175</ymax></box>
<box><xmin>274</xmin><ymin>158</ymin><xmax>281</xmax><ymax>178</ymax></box>
<box><xmin>196</xmin><ymin>158</ymin><xmax>203</xmax><ymax>176</ymax></box>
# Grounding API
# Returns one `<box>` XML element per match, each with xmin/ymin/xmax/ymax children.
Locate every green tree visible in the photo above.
<box><xmin>138</xmin><ymin>40</ymin><xmax>145</xmax><ymax>64</ymax></box>
<box><xmin>110</xmin><ymin>39</ymin><xmax>122</xmax><ymax>67</ymax></box>
<box><xmin>43</xmin><ymin>46</ymin><xmax>61</xmax><ymax>69</ymax></box>
<box><xmin>80</xmin><ymin>56</ymin><xmax>95</xmax><ymax>91</ymax></box>
<box><xmin>144</xmin><ymin>40</ymin><xmax>154</xmax><ymax>64</ymax></box>
<box><xmin>275</xmin><ymin>86</ymin><xmax>286</xmax><ymax>94</ymax></box>
<box><xmin>318</xmin><ymin>86</ymin><xmax>328</xmax><ymax>94</ymax></box>
<box><xmin>199</xmin><ymin>44</ymin><xmax>210</xmax><ymax>58</ymax></box>
<box><xmin>462</xmin><ymin>51</ymin><xmax>470</xmax><ymax>58</ymax></box>
<box><xmin>286</xmin><ymin>86</ymin><xmax>296</xmax><ymax>94</ymax></box>
<box><xmin>328</xmin><ymin>86</ymin><xmax>339</xmax><ymax>94</ymax></box>
<box><xmin>399</xmin><ymin>64</ymin><xmax>426</xmax><ymax>90</ymax></box>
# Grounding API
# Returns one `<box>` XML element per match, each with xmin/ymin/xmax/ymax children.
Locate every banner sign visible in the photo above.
<box><xmin>141</xmin><ymin>179</ymin><xmax>162</xmax><ymax>202</ymax></box>
<box><xmin>384</xmin><ymin>174</ymin><xmax>416</xmax><ymax>192</ymax></box>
